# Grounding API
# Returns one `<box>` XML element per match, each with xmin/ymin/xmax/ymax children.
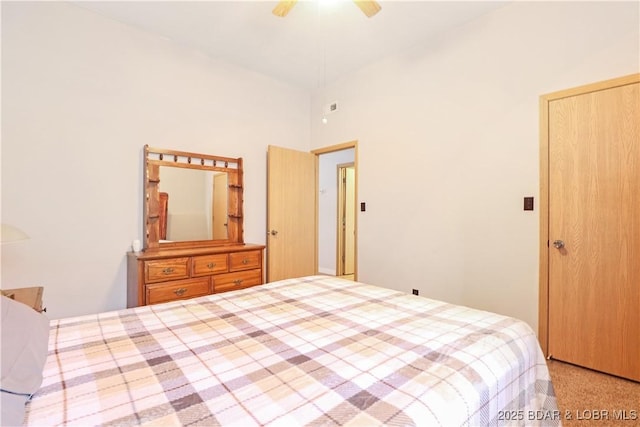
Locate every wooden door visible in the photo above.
<box><xmin>212</xmin><ymin>173</ymin><xmax>228</xmax><ymax>240</ymax></box>
<box><xmin>542</xmin><ymin>75</ymin><xmax>640</xmax><ymax>381</ymax></box>
<box><xmin>266</xmin><ymin>145</ymin><xmax>316</xmax><ymax>282</ymax></box>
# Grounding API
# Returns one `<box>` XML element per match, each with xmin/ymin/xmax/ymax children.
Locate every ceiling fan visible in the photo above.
<box><xmin>272</xmin><ymin>0</ymin><xmax>382</xmax><ymax>18</ymax></box>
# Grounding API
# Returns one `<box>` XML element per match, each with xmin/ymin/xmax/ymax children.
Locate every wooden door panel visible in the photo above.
<box><xmin>267</xmin><ymin>145</ymin><xmax>316</xmax><ymax>282</ymax></box>
<box><xmin>548</xmin><ymin>81</ymin><xmax>640</xmax><ymax>380</ymax></box>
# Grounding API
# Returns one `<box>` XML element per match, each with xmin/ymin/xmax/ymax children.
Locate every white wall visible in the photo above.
<box><xmin>1</xmin><ymin>2</ymin><xmax>310</xmax><ymax>318</ymax></box>
<box><xmin>2</xmin><ymin>1</ymin><xmax>638</xmax><ymax>330</ymax></box>
<box><xmin>310</xmin><ymin>1</ymin><xmax>639</xmax><ymax>331</ymax></box>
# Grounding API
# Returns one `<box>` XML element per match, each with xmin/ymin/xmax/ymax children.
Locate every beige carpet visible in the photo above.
<box><xmin>547</xmin><ymin>359</ymin><xmax>640</xmax><ymax>426</ymax></box>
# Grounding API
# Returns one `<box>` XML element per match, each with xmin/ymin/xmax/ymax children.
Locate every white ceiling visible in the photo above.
<box><xmin>74</xmin><ymin>1</ymin><xmax>508</xmax><ymax>89</ymax></box>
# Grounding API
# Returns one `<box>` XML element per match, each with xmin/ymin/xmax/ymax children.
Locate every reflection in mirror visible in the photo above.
<box><xmin>159</xmin><ymin>167</ymin><xmax>228</xmax><ymax>242</ymax></box>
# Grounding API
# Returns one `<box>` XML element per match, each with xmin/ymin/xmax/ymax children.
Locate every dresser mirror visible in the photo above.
<box><xmin>143</xmin><ymin>145</ymin><xmax>244</xmax><ymax>250</ymax></box>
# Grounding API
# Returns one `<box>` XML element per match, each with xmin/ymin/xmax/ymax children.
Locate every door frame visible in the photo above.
<box><xmin>336</xmin><ymin>162</ymin><xmax>355</xmax><ymax>276</ymax></box>
<box><xmin>312</xmin><ymin>141</ymin><xmax>358</xmax><ymax>281</ymax></box>
<box><xmin>538</xmin><ymin>73</ymin><xmax>640</xmax><ymax>356</ymax></box>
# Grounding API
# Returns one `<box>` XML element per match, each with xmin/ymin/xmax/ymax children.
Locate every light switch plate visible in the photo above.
<box><xmin>524</xmin><ymin>197</ymin><xmax>534</xmax><ymax>211</ymax></box>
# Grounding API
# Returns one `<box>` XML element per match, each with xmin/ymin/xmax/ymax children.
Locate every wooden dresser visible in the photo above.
<box><xmin>127</xmin><ymin>244</ymin><xmax>265</xmax><ymax>307</ymax></box>
<box><xmin>1</xmin><ymin>286</ymin><xmax>45</xmax><ymax>312</ymax></box>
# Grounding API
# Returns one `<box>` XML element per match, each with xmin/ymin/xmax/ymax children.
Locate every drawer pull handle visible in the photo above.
<box><xmin>174</xmin><ymin>288</ymin><xmax>187</xmax><ymax>296</ymax></box>
<box><xmin>233</xmin><ymin>279</ymin><xmax>243</xmax><ymax>286</ymax></box>
<box><xmin>207</xmin><ymin>262</ymin><xmax>216</xmax><ymax>269</ymax></box>
<box><xmin>162</xmin><ymin>267</ymin><xmax>175</xmax><ymax>274</ymax></box>
<box><xmin>242</xmin><ymin>258</ymin><xmax>249</xmax><ymax>265</ymax></box>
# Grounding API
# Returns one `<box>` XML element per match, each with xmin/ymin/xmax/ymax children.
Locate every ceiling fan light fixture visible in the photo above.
<box><xmin>318</xmin><ymin>0</ymin><xmax>340</xmax><ymax>9</ymax></box>
<box><xmin>272</xmin><ymin>0</ymin><xmax>381</xmax><ymax>18</ymax></box>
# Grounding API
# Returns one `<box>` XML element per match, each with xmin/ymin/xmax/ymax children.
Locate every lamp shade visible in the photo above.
<box><xmin>1</xmin><ymin>224</ymin><xmax>30</xmax><ymax>244</ymax></box>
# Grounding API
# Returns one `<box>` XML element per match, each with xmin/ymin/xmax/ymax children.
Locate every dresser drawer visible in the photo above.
<box><xmin>192</xmin><ymin>254</ymin><xmax>228</xmax><ymax>277</ymax></box>
<box><xmin>229</xmin><ymin>250</ymin><xmax>262</xmax><ymax>272</ymax></box>
<box><xmin>214</xmin><ymin>269</ymin><xmax>262</xmax><ymax>293</ymax></box>
<box><xmin>145</xmin><ymin>257</ymin><xmax>190</xmax><ymax>283</ymax></box>
<box><xmin>146</xmin><ymin>277</ymin><xmax>211</xmax><ymax>305</ymax></box>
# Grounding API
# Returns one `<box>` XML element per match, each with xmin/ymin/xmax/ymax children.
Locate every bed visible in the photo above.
<box><xmin>5</xmin><ymin>276</ymin><xmax>560</xmax><ymax>426</ymax></box>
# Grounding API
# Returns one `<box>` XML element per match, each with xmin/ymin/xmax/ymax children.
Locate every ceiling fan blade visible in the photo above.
<box><xmin>352</xmin><ymin>0</ymin><xmax>381</xmax><ymax>18</ymax></box>
<box><xmin>272</xmin><ymin>0</ymin><xmax>298</xmax><ymax>17</ymax></box>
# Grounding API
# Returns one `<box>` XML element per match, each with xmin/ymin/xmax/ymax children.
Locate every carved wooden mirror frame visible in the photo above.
<box><xmin>143</xmin><ymin>145</ymin><xmax>244</xmax><ymax>250</ymax></box>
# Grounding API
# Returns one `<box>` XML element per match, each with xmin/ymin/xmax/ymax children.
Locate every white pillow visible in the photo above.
<box><xmin>1</xmin><ymin>295</ymin><xmax>50</xmax><ymax>426</ymax></box>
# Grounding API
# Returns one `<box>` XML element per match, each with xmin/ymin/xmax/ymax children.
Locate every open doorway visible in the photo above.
<box><xmin>315</xmin><ymin>144</ymin><xmax>356</xmax><ymax>280</ymax></box>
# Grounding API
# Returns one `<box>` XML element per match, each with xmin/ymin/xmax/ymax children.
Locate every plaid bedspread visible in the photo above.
<box><xmin>25</xmin><ymin>276</ymin><xmax>559</xmax><ymax>426</ymax></box>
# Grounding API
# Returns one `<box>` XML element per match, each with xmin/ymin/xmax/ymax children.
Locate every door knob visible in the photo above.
<box><xmin>552</xmin><ymin>240</ymin><xmax>565</xmax><ymax>249</ymax></box>
<box><xmin>268</xmin><ymin>229</ymin><xmax>278</xmax><ymax>236</ymax></box>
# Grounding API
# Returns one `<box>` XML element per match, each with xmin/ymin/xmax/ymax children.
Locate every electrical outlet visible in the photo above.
<box><xmin>412</xmin><ymin>289</ymin><xmax>419</xmax><ymax>296</ymax></box>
